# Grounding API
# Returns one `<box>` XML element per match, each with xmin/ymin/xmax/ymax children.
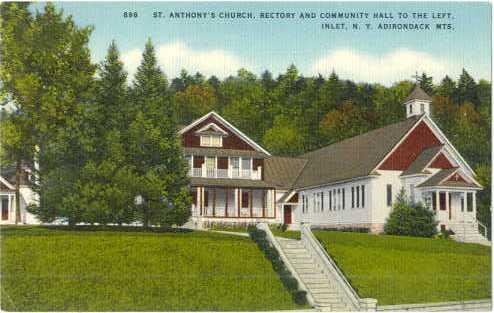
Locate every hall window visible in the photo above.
<box><xmin>333</xmin><ymin>189</ymin><xmax>336</xmax><ymax>210</ymax></box>
<box><xmin>342</xmin><ymin>188</ymin><xmax>345</xmax><ymax>210</ymax></box>
<box><xmin>329</xmin><ymin>190</ymin><xmax>332</xmax><ymax>211</ymax></box>
<box><xmin>356</xmin><ymin>186</ymin><xmax>360</xmax><ymax>208</ymax></box>
<box><xmin>361</xmin><ymin>185</ymin><xmax>365</xmax><ymax>208</ymax></box>
<box><xmin>321</xmin><ymin>192</ymin><xmax>324</xmax><ymax>212</ymax></box>
<box><xmin>386</xmin><ymin>184</ymin><xmax>392</xmax><ymax>207</ymax></box>
<box><xmin>351</xmin><ymin>187</ymin><xmax>355</xmax><ymax>208</ymax></box>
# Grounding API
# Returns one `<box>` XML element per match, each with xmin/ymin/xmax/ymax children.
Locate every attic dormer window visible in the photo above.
<box><xmin>201</xmin><ymin>134</ymin><xmax>222</xmax><ymax>147</ymax></box>
<box><xmin>196</xmin><ymin>122</ymin><xmax>228</xmax><ymax>148</ymax></box>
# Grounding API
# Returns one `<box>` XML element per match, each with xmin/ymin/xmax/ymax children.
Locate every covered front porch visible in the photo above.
<box><xmin>420</xmin><ymin>188</ymin><xmax>479</xmax><ymax>230</ymax></box>
<box><xmin>191</xmin><ymin>186</ymin><xmax>276</xmax><ymax>219</ymax></box>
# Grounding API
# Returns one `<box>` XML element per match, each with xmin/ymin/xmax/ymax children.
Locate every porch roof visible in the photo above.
<box><xmin>401</xmin><ymin>145</ymin><xmax>443</xmax><ymax>176</ymax></box>
<box><xmin>189</xmin><ymin>177</ymin><xmax>274</xmax><ymax>189</ymax></box>
<box><xmin>417</xmin><ymin>168</ymin><xmax>479</xmax><ymax>189</ymax></box>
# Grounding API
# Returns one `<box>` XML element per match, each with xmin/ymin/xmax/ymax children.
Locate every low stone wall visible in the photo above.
<box><xmin>378</xmin><ymin>299</ymin><xmax>492</xmax><ymax>311</ymax></box>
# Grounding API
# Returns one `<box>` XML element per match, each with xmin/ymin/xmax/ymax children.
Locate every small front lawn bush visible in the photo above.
<box><xmin>384</xmin><ymin>189</ymin><xmax>438</xmax><ymax>238</ymax></box>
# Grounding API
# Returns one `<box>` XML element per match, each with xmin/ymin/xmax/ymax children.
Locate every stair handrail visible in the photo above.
<box><xmin>300</xmin><ymin>223</ymin><xmax>377</xmax><ymax>311</ymax></box>
<box><xmin>255</xmin><ymin>223</ymin><xmax>316</xmax><ymax>308</ymax></box>
<box><xmin>477</xmin><ymin>220</ymin><xmax>489</xmax><ymax>239</ymax></box>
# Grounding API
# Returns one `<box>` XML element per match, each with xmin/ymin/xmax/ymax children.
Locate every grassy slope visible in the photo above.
<box><xmin>314</xmin><ymin>231</ymin><xmax>491</xmax><ymax>305</ymax></box>
<box><xmin>1</xmin><ymin>226</ymin><xmax>304</xmax><ymax>311</ymax></box>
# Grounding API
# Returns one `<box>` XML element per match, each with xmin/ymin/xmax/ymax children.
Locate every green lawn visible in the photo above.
<box><xmin>314</xmin><ymin>231</ymin><xmax>491</xmax><ymax>305</ymax></box>
<box><xmin>1</xmin><ymin>226</ymin><xmax>305</xmax><ymax>311</ymax></box>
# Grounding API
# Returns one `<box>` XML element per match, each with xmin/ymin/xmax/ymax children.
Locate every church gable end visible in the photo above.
<box><xmin>379</xmin><ymin>121</ymin><xmax>441</xmax><ymax>171</ymax></box>
<box><xmin>181</xmin><ymin>115</ymin><xmax>255</xmax><ymax>151</ymax></box>
<box><xmin>447</xmin><ymin>172</ymin><xmax>467</xmax><ymax>183</ymax></box>
<box><xmin>429</xmin><ymin>152</ymin><xmax>454</xmax><ymax>169</ymax></box>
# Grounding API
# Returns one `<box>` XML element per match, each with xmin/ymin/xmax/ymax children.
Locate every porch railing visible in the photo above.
<box><xmin>478</xmin><ymin>221</ymin><xmax>489</xmax><ymax>240</ymax></box>
<box><xmin>190</xmin><ymin>167</ymin><xmax>261</xmax><ymax>180</ymax></box>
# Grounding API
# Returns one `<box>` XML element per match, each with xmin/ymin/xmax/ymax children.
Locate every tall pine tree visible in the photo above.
<box><xmin>129</xmin><ymin>39</ymin><xmax>191</xmax><ymax>228</ymax></box>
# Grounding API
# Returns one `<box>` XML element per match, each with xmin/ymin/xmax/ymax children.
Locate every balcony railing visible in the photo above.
<box><xmin>190</xmin><ymin>167</ymin><xmax>261</xmax><ymax>180</ymax></box>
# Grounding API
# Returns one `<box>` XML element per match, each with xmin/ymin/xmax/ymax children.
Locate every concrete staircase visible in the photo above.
<box><xmin>277</xmin><ymin>237</ymin><xmax>350</xmax><ymax>311</ymax></box>
<box><xmin>451</xmin><ymin>221</ymin><xmax>491</xmax><ymax>246</ymax></box>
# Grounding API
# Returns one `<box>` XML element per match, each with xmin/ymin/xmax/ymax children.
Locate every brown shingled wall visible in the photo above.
<box><xmin>182</xmin><ymin>115</ymin><xmax>255</xmax><ymax>151</ymax></box>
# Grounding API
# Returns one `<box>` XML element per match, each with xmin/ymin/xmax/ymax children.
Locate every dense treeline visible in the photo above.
<box><xmin>0</xmin><ymin>3</ymin><xmax>491</xmax><ymax>229</ymax></box>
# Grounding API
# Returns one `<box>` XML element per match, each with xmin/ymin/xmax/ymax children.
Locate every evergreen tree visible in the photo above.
<box><xmin>384</xmin><ymin>189</ymin><xmax>438</xmax><ymax>237</ymax></box>
<box><xmin>457</xmin><ymin>69</ymin><xmax>479</xmax><ymax>106</ymax></box>
<box><xmin>419</xmin><ymin>72</ymin><xmax>434</xmax><ymax>95</ymax></box>
<box><xmin>79</xmin><ymin>41</ymin><xmax>136</xmax><ymax>225</ymax></box>
<box><xmin>129</xmin><ymin>40</ymin><xmax>191</xmax><ymax>228</ymax></box>
<box><xmin>261</xmin><ymin>70</ymin><xmax>276</xmax><ymax>91</ymax></box>
<box><xmin>437</xmin><ymin>75</ymin><xmax>456</xmax><ymax>98</ymax></box>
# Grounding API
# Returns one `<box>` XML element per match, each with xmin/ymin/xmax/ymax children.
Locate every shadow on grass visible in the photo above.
<box><xmin>0</xmin><ymin>224</ymin><xmax>194</xmax><ymax>236</ymax></box>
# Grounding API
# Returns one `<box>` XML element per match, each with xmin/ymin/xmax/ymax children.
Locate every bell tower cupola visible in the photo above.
<box><xmin>404</xmin><ymin>84</ymin><xmax>432</xmax><ymax>118</ymax></box>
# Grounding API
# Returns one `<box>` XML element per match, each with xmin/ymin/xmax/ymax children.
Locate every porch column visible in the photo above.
<box><xmin>273</xmin><ymin>189</ymin><xmax>276</xmax><ymax>219</ymax></box>
<box><xmin>10</xmin><ymin>195</ymin><xmax>14</xmax><ymax>221</ymax></box>
<box><xmin>225</xmin><ymin>187</ymin><xmax>229</xmax><ymax>217</ymax></box>
<box><xmin>262</xmin><ymin>189</ymin><xmax>266</xmax><ymax>218</ymax></box>
<box><xmin>212</xmin><ymin>187</ymin><xmax>216</xmax><ymax>217</ymax></box>
<box><xmin>249</xmin><ymin>188</ymin><xmax>253</xmax><ymax>217</ymax></box>
<box><xmin>473</xmin><ymin>192</ymin><xmax>477</xmax><ymax>214</ymax></box>
<box><xmin>228</xmin><ymin>157</ymin><xmax>232</xmax><ymax>178</ymax></box>
<box><xmin>196</xmin><ymin>187</ymin><xmax>200</xmax><ymax>216</ymax></box>
<box><xmin>200</xmin><ymin>187</ymin><xmax>203</xmax><ymax>216</ymax></box>
<box><xmin>445</xmin><ymin>191</ymin><xmax>450</xmax><ymax>219</ymax></box>
<box><xmin>237</xmin><ymin>188</ymin><xmax>241</xmax><ymax>217</ymax></box>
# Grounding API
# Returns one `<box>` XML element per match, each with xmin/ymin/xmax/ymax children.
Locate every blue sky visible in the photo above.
<box><xmin>34</xmin><ymin>2</ymin><xmax>491</xmax><ymax>85</ymax></box>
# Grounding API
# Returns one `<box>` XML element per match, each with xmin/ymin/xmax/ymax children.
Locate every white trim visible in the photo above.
<box><xmin>0</xmin><ymin>176</ymin><xmax>15</xmax><ymax>191</ymax></box>
<box><xmin>423</xmin><ymin>116</ymin><xmax>476</xmax><ymax>177</ymax></box>
<box><xmin>278</xmin><ymin>190</ymin><xmax>297</xmax><ymax>204</ymax></box>
<box><xmin>178</xmin><ymin>111</ymin><xmax>271</xmax><ymax>155</ymax></box>
<box><xmin>295</xmin><ymin>174</ymin><xmax>378</xmax><ymax>192</ymax></box>
<box><xmin>196</xmin><ymin>122</ymin><xmax>228</xmax><ymax>136</ymax></box>
<box><xmin>400</xmin><ymin>173</ymin><xmax>430</xmax><ymax>178</ymax></box>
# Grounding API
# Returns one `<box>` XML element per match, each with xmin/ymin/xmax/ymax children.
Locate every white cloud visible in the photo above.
<box><xmin>121</xmin><ymin>41</ymin><xmax>250</xmax><ymax>81</ymax></box>
<box><xmin>121</xmin><ymin>48</ymin><xmax>142</xmax><ymax>81</ymax></box>
<box><xmin>310</xmin><ymin>48</ymin><xmax>452</xmax><ymax>85</ymax></box>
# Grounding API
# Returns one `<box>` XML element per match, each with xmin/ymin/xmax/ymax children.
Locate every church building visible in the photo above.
<box><xmin>179</xmin><ymin>85</ymin><xmax>486</xmax><ymax>244</ymax></box>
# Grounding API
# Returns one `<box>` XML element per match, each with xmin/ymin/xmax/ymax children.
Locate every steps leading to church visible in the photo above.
<box><xmin>277</xmin><ymin>237</ymin><xmax>350</xmax><ymax>311</ymax></box>
<box><xmin>450</xmin><ymin>222</ymin><xmax>491</xmax><ymax>246</ymax></box>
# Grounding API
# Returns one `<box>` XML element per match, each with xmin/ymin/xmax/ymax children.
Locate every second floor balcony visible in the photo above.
<box><xmin>185</xmin><ymin>155</ymin><xmax>263</xmax><ymax>180</ymax></box>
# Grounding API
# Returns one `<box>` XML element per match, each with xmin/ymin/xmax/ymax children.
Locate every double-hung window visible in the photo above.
<box><xmin>200</xmin><ymin>135</ymin><xmax>222</xmax><ymax>147</ymax></box>
<box><xmin>342</xmin><ymin>188</ymin><xmax>345</xmax><ymax>210</ymax></box>
<box><xmin>386</xmin><ymin>184</ymin><xmax>392</xmax><ymax>207</ymax></box>
<box><xmin>361</xmin><ymin>185</ymin><xmax>365</xmax><ymax>208</ymax></box>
